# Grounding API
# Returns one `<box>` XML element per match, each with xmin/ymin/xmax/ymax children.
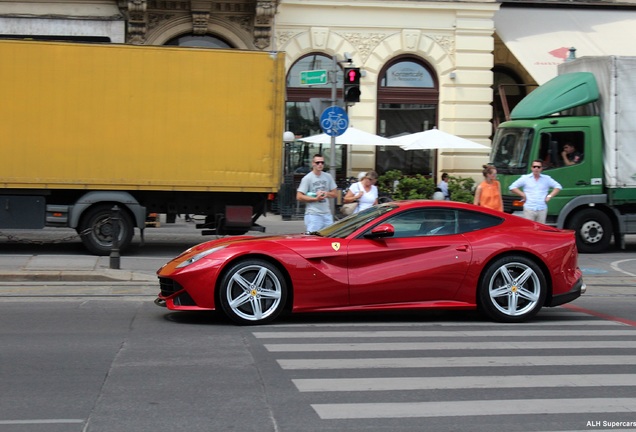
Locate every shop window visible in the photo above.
<box><xmin>377</xmin><ymin>57</ymin><xmax>439</xmax><ymax>176</ymax></box>
<box><xmin>286</xmin><ymin>54</ymin><xmax>346</xmax><ymax>180</ymax></box>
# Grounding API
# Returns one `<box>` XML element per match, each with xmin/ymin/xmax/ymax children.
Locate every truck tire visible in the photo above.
<box><xmin>567</xmin><ymin>208</ymin><xmax>612</xmax><ymax>254</ymax></box>
<box><xmin>78</xmin><ymin>204</ymin><xmax>134</xmax><ymax>256</ymax></box>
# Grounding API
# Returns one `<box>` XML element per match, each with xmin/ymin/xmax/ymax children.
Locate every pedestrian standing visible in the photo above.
<box><xmin>509</xmin><ymin>159</ymin><xmax>562</xmax><ymax>223</ymax></box>
<box><xmin>296</xmin><ymin>154</ymin><xmax>338</xmax><ymax>232</ymax></box>
<box><xmin>343</xmin><ymin>171</ymin><xmax>379</xmax><ymax>214</ymax></box>
<box><xmin>474</xmin><ymin>164</ymin><xmax>503</xmax><ymax>211</ymax></box>
<box><xmin>437</xmin><ymin>173</ymin><xmax>450</xmax><ymax>200</ymax></box>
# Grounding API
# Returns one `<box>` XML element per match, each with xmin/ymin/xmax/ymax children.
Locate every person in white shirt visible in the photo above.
<box><xmin>343</xmin><ymin>171</ymin><xmax>379</xmax><ymax>214</ymax></box>
<box><xmin>509</xmin><ymin>159</ymin><xmax>562</xmax><ymax>223</ymax></box>
<box><xmin>296</xmin><ymin>154</ymin><xmax>338</xmax><ymax>232</ymax></box>
<box><xmin>437</xmin><ymin>173</ymin><xmax>450</xmax><ymax>200</ymax></box>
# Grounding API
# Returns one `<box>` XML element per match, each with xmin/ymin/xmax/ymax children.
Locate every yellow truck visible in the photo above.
<box><xmin>0</xmin><ymin>40</ymin><xmax>285</xmax><ymax>255</ymax></box>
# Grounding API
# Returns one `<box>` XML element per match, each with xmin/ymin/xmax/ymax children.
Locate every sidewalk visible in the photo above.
<box><xmin>0</xmin><ymin>214</ymin><xmax>306</xmax><ymax>283</ymax></box>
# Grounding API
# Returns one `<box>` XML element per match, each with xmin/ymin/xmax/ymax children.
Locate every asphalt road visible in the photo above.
<box><xmin>2</xmin><ymin>216</ymin><xmax>636</xmax><ymax>431</ymax></box>
<box><xmin>2</xmin><ymin>298</ymin><xmax>636</xmax><ymax>432</ymax></box>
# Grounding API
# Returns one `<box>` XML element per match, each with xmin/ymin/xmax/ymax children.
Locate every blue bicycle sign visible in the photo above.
<box><xmin>320</xmin><ymin>106</ymin><xmax>348</xmax><ymax>137</ymax></box>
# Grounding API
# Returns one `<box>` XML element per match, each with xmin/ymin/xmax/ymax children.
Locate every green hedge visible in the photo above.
<box><xmin>377</xmin><ymin>170</ymin><xmax>475</xmax><ymax>204</ymax></box>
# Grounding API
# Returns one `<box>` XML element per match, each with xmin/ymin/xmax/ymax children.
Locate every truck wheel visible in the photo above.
<box><xmin>78</xmin><ymin>205</ymin><xmax>134</xmax><ymax>255</ymax></box>
<box><xmin>567</xmin><ymin>208</ymin><xmax>612</xmax><ymax>253</ymax></box>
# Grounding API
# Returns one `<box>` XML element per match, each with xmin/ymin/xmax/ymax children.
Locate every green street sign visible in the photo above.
<box><xmin>300</xmin><ymin>69</ymin><xmax>328</xmax><ymax>85</ymax></box>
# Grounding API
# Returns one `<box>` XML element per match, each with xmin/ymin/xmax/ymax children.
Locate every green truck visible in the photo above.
<box><xmin>491</xmin><ymin>56</ymin><xmax>636</xmax><ymax>253</ymax></box>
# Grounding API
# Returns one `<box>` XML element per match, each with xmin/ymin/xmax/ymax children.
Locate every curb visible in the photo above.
<box><xmin>0</xmin><ymin>270</ymin><xmax>157</xmax><ymax>283</ymax></box>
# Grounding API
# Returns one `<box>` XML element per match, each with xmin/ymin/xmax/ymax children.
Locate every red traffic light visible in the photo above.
<box><xmin>344</xmin><ymin>67</ymin><xmax>361</xmax><ymax>84</ymax></box>
<box><xmin>343</xmin><ymin>67</ymin><xmax>361</xmax><ymax>103</ymax></box>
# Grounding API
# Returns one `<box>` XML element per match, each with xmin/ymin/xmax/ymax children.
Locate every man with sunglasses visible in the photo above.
<box><xmin>508</xmin><ymin>159</ymin><xmax>562</xmax><ymax>224</ymax></box>
<box><xmin>296</xmin><ymin>153</ymin><xmax>338</xmax><ymax>232</ymax></box>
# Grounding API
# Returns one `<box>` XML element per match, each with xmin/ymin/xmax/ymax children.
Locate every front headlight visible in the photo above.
<box><xmin>176</xmin><ymin>246</ymin><xmax>226</xmax><ymax>268</ymax></box>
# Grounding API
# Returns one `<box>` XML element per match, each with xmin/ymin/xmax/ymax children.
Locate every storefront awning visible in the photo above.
<box><xmin>495</xmin><ymin>7</ymin><xmax>636</xmax><ymax>84</ymax></box>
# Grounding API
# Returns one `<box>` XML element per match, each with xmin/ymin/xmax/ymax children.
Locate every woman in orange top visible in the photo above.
<box><xmin>474</xmin><ymin>164</ymin><xmax>503</xmax><ymax>211</ymax></box>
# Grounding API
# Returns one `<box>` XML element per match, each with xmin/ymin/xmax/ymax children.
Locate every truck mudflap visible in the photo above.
<box><xmin>546</xmin><ymin>277</ymin><xmax>586</xmax><ymax>307</ymax></box>
<box><xmin>201</xmin><ymin>205</ymin><xmax>265</xmax><ymax>236</ymax></box>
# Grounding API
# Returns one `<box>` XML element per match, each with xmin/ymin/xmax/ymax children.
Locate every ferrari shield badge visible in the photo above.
<box><xmin>331</xmin><ymin>242</ymin><xmax>340</xmax><ymax>251</ymax></box>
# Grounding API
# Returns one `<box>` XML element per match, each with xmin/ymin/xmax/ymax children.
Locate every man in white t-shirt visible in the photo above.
<box><xmin>296</xmin><ymin>154</ymin><xmax>338</xmax><ymax>232</ymax></box>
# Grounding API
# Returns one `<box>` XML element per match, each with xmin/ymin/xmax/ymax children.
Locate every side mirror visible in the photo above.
<box><xmin>364</xmin><ymin>223</ymin><xmax>395</xmax><ymax>239</ymax></box>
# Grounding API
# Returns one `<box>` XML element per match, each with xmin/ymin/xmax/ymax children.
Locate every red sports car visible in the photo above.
<box><xmin>155</xmin><ymin>200</ymin><xmax>585</xmax><ymax>325</ymax></box>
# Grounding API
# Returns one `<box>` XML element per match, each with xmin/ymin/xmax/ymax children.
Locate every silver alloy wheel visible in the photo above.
<box><xmin>487</xmin><ymin>261</ymin><xmax>541</xmax><ymax>317</ymax></box>
<box><xmin>224</xmin><ymin>263</ymin><xmax>283</xmax><ymax>322</ymax></box>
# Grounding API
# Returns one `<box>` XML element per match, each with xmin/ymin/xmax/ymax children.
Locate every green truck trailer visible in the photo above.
<box><xmin>491</xmin><ymin>56</ymin><xmax>636</xmax><ymax>253</ymax></box>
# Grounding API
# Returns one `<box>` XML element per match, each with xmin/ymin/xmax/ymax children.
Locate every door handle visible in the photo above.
<box><xmin>456</xmin><ymin>245</ymin><xmax>469</xmax><ymax>252</ymax></box>
<box><xmin>575</xmin><ymin>180</ymin><xmax>589</xmax><ymax>186</ymax></box>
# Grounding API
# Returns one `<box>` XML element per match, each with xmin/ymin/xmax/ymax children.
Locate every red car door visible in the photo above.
<box><xmin>347</xmin><ymin>208</ymin><xmax>473</xmax><ymax>306</ymax></box>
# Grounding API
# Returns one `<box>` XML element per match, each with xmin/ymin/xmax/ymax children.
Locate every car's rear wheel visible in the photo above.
<box><xmin>478</xmin><ymin>256</ymin><xmax>546</xmax><ymax>323</ymax></box>
<box><xmin>218</xmin><ymin>259</ymin><xmax>287</xmax><ymax>325</ymax></box>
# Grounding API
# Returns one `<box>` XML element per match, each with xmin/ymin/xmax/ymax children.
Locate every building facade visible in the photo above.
<box><xmin>2</xmin><ymin>0</ymin><xmax>634</xmax><ymax>181</ymax></box>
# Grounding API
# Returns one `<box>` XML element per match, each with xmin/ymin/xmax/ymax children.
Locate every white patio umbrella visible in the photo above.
<box><xmin>299</xmin><ymin>126</ymin><xmax>400</xmax><ymax>146</ymax></box>
<box><xmin>391</xmin><ymin>128</ymin><xmax>489</xmax><ymax>150</ymax></box>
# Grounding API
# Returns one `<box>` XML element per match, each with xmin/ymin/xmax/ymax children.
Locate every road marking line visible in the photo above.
<box><xmin>311</xmin><ymin>398</ymin><xmax>636</xmax><ymax>419</ymax></box>
<box><xmin>278</xmin><ymin>354</ymin><xmax>636</xmax><ymax>370</ymax></box>
<box><xmin>610</xmin><ymin>258</ymin><xmax>636</xmax><ymax>277</ymax></box>
<box><xmin>254</xmin><ymin>329</ymin><xmax>636</xmax><ymax>338</ymax></box>
<box><xmin>0</xmin><ymin>419</ymin><xmax>84</xmax><ymax>425</ymax></box>
<box><xmin>265</xmin><ymin>340</ymin><xmax>636</xmax><ymax>352</ymax></box>
<box><xmin>562</xmin><ymin>304</ymin><xmax>636</xmax><ymax>327</ymax></box>
<box><xmin>294</xmin><ymin>374</ymin><xmax>636</xmax><ymax>392</ymax></box>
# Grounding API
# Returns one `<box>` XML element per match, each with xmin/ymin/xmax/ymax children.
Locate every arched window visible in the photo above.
<box><xmin>376</xmin><ymin>57</ymin><xmax>439</xmax><ymax>176</ymax></box>
<box><xmin>286</xmin><ymin>53</ymin><xmax>343</xmax><ymax>137</ymax></box>
<box><xmin>381</xmin><ymin>61</ymin><xmax>435</xmax><ymax>88</ymax></box>
<box><xmin>164</xmin><ymin>34</ymin><xmax>233</xmax><ymax>48</ymax></box>
<box><xmin>286</xmin><ymin>54</ymin><xmax>346</xmax><ymax>180</ymax></box>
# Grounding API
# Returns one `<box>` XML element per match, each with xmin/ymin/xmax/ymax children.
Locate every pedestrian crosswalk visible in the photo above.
<box><xmin>251</xmin><ymin>309</ymin><xmax>636</xmax><ymax>431</ymax></box>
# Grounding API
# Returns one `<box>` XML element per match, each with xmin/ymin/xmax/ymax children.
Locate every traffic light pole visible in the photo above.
<box><xmin>330</xmin><ymin>55</ymin><xmax>338</xmax><ymax>214</ymax></box>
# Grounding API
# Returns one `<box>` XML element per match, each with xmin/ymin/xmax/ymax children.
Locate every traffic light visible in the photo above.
<box><xmin>343</xmin><ymin>67</ymin><xmax>361</xmax><ymax>103</ymax></box>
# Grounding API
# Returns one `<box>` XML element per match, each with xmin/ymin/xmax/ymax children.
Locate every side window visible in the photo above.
<box><xmin>456</xmin><ymin>210</ymin><xmax>503</xmax><ymax>233</ymax></box>
<box><xmin>377</xmin><ymin>208</ymin><xmax>458</xmax><ymax>237</ymax></box>
<box><xmin>538</xmin><ymin>131</ymin><xmax>585</xmax><ymax>169</ymax></box>
<box><xmin>417</xmin><ymin>209</ymin><xmax>457</xmax><ymax>236</ymax></box>
<box><xmin>382</xmin><ymin>209</ymin><xmax>427</xmax><ymax>238</ymax></box>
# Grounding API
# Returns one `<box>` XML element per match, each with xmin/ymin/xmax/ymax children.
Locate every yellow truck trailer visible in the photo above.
<box><xmin>0</xmin><ymin>40</ymin><xmax>285</xmax><ymax>254</ymax></box>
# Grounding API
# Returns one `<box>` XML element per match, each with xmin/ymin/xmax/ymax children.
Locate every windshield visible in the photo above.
<box><xmin>490</xmin><ymin>127</ymin><xmax>534</xmax><ymax>175</ymax></box>
<box><xmin>315</xmin><ymin>204</ymin><xmax>397</xmax><ymax>238</ymax></box>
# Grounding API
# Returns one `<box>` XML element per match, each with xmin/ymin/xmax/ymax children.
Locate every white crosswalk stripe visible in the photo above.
<box><xmin>311</xmin><ymin>398</ymin><xmax>636</xmax><ymax>419</ymax></box>
<box><xmin>252</xmin><ymin>311</ymin><xmax>636</xmax><ymax>430</ymax></box>
<box><xmin>278</xmin><ymin>355</ymin><xmax>636</xmax><ymax>369</ymax></box>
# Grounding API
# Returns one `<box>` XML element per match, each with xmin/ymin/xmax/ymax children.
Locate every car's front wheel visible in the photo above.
<box><xmin>478</xmin><ymin>256</ymin><xmax>546</xmax><ymax>323</ymax></box>
<box><xmin>218</xmin><ymin>259</ymin><xmax>287</xmax><ymax>325</ymax></box>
